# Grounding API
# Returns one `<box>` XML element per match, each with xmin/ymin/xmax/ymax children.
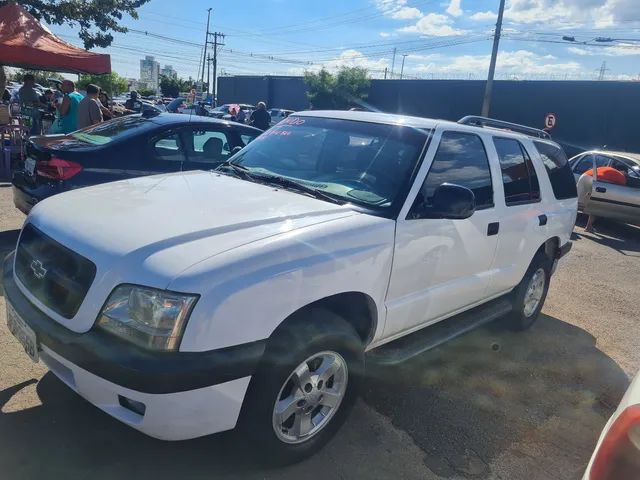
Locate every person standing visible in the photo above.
<box><xmin>249</xmin><ymin>101</ymin><xmax>271</xmax><ymax>130</ymax></box>
<box><xmin>54</xmin><ymin>80</ymin><xmax>83</xmax><ymax>134</ymax></box>
<box><xmin>77</xmin><ymin>84</ymin><xmax>104</xmax><ymax>129</ymax></box>
<box><xmin>125</xmin><ymin>91</ymin><xmax>143</xmax><ymax>112</ymax></box>
<box><xmin>18</xmin><ymin>74</ymin><xmax>43</xmax><ymax>134</ymax></box>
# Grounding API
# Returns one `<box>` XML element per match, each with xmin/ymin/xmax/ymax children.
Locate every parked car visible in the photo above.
<box><xmin>569</xmin><ymin>150</ymin><xmax>640</xmax><ymax>226</ymax></box>
<box><xmin>583</xmin><ymin>370</ymin><xmax>640</xmax><ymax>479</ymax></box>
<box><xmin>209</xmin><ymin>103</ymin><xmax>255</xmax><ymax>120</ymax></box>
<box><xmin>269</xmin><ymin>108</ymin><xmax>294</xmax><ymax>126</ymax></box>
<box><xmin>4</xmin><ymin>112</ymin><xmax>576</xmax><ymax>463</ymax></box>
<box><xmin>11</xmin><ymin>113</ymin><xmax>261</xmax><ymax>214</ymax></box>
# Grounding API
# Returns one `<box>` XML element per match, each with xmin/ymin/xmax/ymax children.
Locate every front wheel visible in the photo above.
<box><xmin>508</xmin><ymin>252</ymin><xmax>552</xmax><ymax>330</ymax></box>
<box><xmin>237</xmin><ymin>308</ymin><xmax>364</xmax><ymax>464</ymax></box>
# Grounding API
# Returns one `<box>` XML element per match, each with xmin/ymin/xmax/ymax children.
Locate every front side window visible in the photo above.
<box><xmin>229</xmin><ymin>116</ymin><xmax>430</xmax><ymax>210</ymax></box>
<box><xmin>574</xmin><ymin>155</ymin><xmax>594</xmax><ymax>175</ymax></box>
<box><xmin>411</xmin><ymin>131</ymin><xmax>494</xmax><ymax>214</ymax></box>
<box><xmin>534</xmin><ymin>141</ymin><xmax>577</xmax><ymax>200</ymax></box>
<box><xmin>153</xmin><ymin>132</ymin><xmax>185</xmax><ymax>162</ymax></box>
<box><xmin>493</xmin><ymin>137</ymin><xmax>540</xmax><ymax>205</ymax></box>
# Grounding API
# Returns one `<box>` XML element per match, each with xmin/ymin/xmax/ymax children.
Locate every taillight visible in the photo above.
<box><xmin>590</xmin><ymin>405</ymin><xmax>640</xmax><ymax>480</ymax></box>
<box><xmin>36</xmin><ymin>157</ymin><xmax>82</xmax><ymax>180</ymax></box>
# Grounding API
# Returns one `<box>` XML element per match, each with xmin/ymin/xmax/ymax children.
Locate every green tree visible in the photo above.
<box><xmin>304</xmin><ymin>67</ymin><xmax>370</xmax><ymax>109</ymax></box>
<box><xmin>159</xmin><ymin>75</ymin><xmax>191</xmax><ymax>98</ymax></box>
<box><xmin>78</xmin><ymin>72</ymin><xmax>129</xmax><ymax>95</ymax></box>
<box><xmin>137</xmin><ymin>87</ymin><xmax>156</xmax><ymax>97</ymax></box>
<box><xmin>0</xmin><ymin>0</ymin><xmax>149</xmax><ymax>92</ymax></box>
<box><xmin>12</xmin><ymin>69</ymin><xmax>64</xmax><ymax>86</ymax></box>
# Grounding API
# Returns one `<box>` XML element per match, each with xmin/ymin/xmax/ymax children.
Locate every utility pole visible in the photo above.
<box><xmin>400</xmin><ymin>54</ymin><xmax>408</xmax><ymax>79</ymax></box>
<box><xmin>206</xmin><ymin>53</ymin><xmax>211</xmax><ymax>96</ymax></box>
<box><xmin>210</xmin><ymin>32</ymin><xmax>225</xmax><ymax>106</ymax></box>
<box><xmin>201</xmin><ymin>7</ymin><xmax>212</xmax><ymax>88</ymax></box>
<box><xmin>384</xmin><ymin>67</ymin><xmax>388</xmax><ymax>79</ymax></box>
<box><xmin>390</xmin><ymin>47</ymin><xmax>397</xmax><ymax>79</ymax></box>
<box><xmin>481</xmin><ymin>0</ymin><xmax>505</xmax><ymax>117</ymax></box>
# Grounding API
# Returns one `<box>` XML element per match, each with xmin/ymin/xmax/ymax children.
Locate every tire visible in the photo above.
<box><xmin>236</xmin><ymin>308</ymin><xmax>364</xmax><ymax>465</ymax></box>
<box><xmin>508</xmin><ymin>251</ymin><xmax>552</xmax><ymax>331</ymax></box>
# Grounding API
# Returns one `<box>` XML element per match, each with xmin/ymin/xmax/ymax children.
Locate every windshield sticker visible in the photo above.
<box><xmin>279</xmin><ymin>117</ymin><xmax>305</xmax><ymax>126</ymax></box>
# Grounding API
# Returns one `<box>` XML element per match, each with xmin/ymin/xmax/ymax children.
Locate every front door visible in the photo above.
<box><xmin>384</xmin><ymin>130</ymin><xmax>500</xmax><ymax>339</ymax></box>
<box><xmin>588</xmin><ymin>157</ymin><xmax>640</xmax><ymax>225</ymax></box>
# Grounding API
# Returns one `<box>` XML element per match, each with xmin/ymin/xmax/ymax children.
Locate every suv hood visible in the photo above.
<box><xmin>27</xmin><ymin>171</ymin><xmax>358</xmax><ymax>289</ymax></box>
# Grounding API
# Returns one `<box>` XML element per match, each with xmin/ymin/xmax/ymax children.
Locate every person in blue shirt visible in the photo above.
<box><xmin>55</xmin><ymin>80</ymin><xmax>83</xmax><ymax>133</ymax></box>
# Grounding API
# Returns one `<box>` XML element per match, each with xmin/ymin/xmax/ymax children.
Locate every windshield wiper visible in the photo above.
<box><xmin>252</xmin><ymin>174</ymin><xmax>346</xmax><ymax>205</ymax></box>
<box><xmin>216</xmin><ymin>161</ymin><xmax>255</xmax><ymax>181</ymax></box>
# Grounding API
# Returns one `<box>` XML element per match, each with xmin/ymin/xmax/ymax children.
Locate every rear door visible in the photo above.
<box><xmin>181</xmin><ymin>125</ymin><xmax>259</xmax><ymax>171</ymax></box>
<box><xmin>484</xmin><ymin>136</ymin><xmax>546</xmax><ymax>295</ymax></box>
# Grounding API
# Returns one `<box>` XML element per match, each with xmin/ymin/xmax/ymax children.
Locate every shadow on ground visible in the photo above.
<box><xmin>0</xmin><ymin>313</ymin><xmax>628</xmax><ymax>479</ymax></box>
<box><xmin>364</xmin><ymin>314</ymin><xmax>629</xmax><ymax>479</ymax></box>
<box><xmin>573</xmin><ymin>213</ymin><xmax>640</xmax><ymax>255</ymax></box>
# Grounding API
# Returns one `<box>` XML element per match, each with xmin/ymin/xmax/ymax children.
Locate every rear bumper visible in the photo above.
<box><xmin>3</xmin><ymin>252</ymin><xmax>265</xmax><ymax>439</ymax></box>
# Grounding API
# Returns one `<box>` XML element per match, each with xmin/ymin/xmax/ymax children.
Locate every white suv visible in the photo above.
<box><xmin>4</xmin><ymin>111</ymin><xmax>577</xmax><ymax>463</ymax></box>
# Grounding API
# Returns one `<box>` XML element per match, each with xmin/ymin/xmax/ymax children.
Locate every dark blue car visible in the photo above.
<box><xmin>12</xmin><ymin>113</ymin><xmax>262</xmax><ymax>214</ymax></box>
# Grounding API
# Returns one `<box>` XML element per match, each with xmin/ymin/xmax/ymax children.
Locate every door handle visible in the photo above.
<box><xmin>595</xmin><ymin>186</ymin><xmax>607</xmax><ymax>193</ymax></box>
<box><xmin>538</xmin><ymin>214</ymin><xmax>548</xmax><ymax>226</ymax></box>
<box><xmin>487</xmin><ymin>222</ymin><xmax>499</xmax><ymax>236</ymax></box>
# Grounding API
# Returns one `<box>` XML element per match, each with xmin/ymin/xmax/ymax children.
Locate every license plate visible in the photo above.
<box><xmin>25</xmin><ymin>158</ymin><xmax>36</xmax><ymax>176</ymax></box>
<box><xmin>6</xmin><ymin>302</ymin><xmax>39</xmax><ymax>362</ymax></box>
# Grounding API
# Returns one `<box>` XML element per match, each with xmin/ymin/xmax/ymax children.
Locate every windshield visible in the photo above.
<box><xmin>229</xmin><ymin>116</ymin><xmax>430</xmax><ymax>209</ymax></box>
<box><xmin>71</xmin><ymin>116</ymin><xmax>153</xmax><ymax>146</ymax></box>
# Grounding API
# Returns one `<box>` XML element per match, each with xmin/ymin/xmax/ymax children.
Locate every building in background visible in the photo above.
<box><xmin>161</xmin><ymin>65</ymin><xmax>177</xmax><ymax>80</ymax></box>
<box><xmin>139</xmin><ymin>55</ymin><xmax>160</xmax><ymax>92</ymax></box>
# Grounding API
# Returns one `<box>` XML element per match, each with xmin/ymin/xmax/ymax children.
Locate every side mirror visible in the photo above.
<box><xmin>414</xmin><ymin>183</ymin><xmax>476</xmax><ymax>220</ymax></box>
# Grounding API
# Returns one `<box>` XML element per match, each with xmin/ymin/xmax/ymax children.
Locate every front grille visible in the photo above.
<box><xmin>15</xmin><ymin>224</ymin><xmax>96</xmax><ymax>319</ymax></box>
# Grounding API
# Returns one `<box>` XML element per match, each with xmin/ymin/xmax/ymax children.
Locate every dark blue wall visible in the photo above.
<box><xmin>218</xmin><ymin>76</ymin><xmax>640</xmax><ymax>156</ymax></box>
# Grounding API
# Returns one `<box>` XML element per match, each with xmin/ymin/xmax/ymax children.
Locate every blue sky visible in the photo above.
<box><xmin>47</xmin><ymin>0</ymin><xmax>640</xmax><ymax>82</ymax></box>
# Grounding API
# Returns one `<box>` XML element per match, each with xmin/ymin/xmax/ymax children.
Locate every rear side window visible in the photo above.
<box><xmin>494</xmin><ymin>138</ymin><xmax>541</xmax><ymax>205</ymax></box>
<box><xmin>533</xmin><ymin>141</ymin><xmax>578</xmax><ymax>199</ymax></box>
<box><xmin>418</xmin><ymin>131</ymin><xmax>494</xmax><ymax>210</ymax></box>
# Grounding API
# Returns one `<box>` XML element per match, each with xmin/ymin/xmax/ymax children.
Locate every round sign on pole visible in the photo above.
<box><xmin>544</xmin><ymin>113</ymin><xmax>557</xmax><ymax>130</ymax></box>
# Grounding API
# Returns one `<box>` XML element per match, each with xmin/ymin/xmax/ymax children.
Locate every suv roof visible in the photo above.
<box><xmin>295</xmin><ymin>110</ymin><xmax>557</xmax><ymax>144</ymax></box>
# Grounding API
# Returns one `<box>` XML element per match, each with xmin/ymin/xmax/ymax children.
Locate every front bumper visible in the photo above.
<box><xmin>3</xmin><ymin>253</ymin><xmax>265</xmax><ymax>440</ymax></box>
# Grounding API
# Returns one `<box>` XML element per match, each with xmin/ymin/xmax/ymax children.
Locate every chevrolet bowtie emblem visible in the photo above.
<box><xmin>30</xmin><ymin>260</ymin><xmax>47</xmax><ymax>279</ymax></box>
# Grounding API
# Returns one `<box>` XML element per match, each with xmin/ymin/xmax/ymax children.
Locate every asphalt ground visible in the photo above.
<box><xmin>1</xmin><ymin>182</ymin><xmax>638</xmax><ymax>479</ymax></box>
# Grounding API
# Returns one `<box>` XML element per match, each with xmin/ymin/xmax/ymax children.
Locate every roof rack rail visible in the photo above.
<box><xmin>458</xmin><ymin>116</ymin><xmax>551</xmax><ymax>139</ymax></box>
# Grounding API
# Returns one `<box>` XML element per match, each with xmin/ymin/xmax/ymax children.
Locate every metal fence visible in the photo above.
<box><xmin>218</xmin><ymin>76</ymin><xmax>640</xmax><ymax>156</ymax></box>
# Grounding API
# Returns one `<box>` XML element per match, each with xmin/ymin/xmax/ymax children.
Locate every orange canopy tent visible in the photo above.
<box><xmin>0</xmin><ymin>3</ymin><xmax>110</xmax><ymax>74</ymax></box>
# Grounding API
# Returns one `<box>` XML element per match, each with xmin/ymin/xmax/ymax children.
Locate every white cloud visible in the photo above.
<box><xmin>446</xmin><ymin>0</ymin><xmax>463</xmax><ymax>17</ymax></box>
<box><xmin>399</xmin><ymin>13</ymin><xmax>467</xmax><ymax>36</ymax></box>
<box><xmin>375</xmin><ymin>0</ymin><xmax>423</xmax><ymax>20</ymax></box>
<box><xmin>379</xmin><ymin>32</ymin><xmax>392</xmax><ymax>37</ymax></box>
<box><xmin>391</xmin><ymin>6</ymin><xmax>423</xmax><ymax>19</ymax></box>
<box><xmin>470</xmin><ymin>10</ymin><xmax>496</xmax><ymax>21</ymax></box>
<box><xmin>568</xmin><ymin>44</ymin><xmax>640</xmax><ymax>56</ymax></box>
<box><xmin>413</xmin><ymin>49</ymin><xmax>584</xmax><ymax>77</ymax></box>
<box><xmin>312</xmin><ymin>49</ymin><xmax>389</xmax><ymax>73</ymax></box>
<box><xmin>503</xmin><ymin>0</ymin><xmax>640</xmax><ymax>28</ymax></box>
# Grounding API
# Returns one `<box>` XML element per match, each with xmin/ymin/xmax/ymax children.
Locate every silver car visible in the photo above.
<box><xmin>569</xmin><ymin>150</ymin><xmax>640</xmax><ymax>227</ymax></box>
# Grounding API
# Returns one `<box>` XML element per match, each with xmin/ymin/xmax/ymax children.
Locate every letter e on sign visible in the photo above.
<box><xmin>544</xmin><ymin>113</ymin><xmax>557</xmax><ymax>130</ymax></box>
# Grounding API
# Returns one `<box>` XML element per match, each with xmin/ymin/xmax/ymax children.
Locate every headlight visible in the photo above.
<box><xmin>96</xmin><ymin>285</ymin><xmax>199</xmax><ymax>351</ymax></box>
